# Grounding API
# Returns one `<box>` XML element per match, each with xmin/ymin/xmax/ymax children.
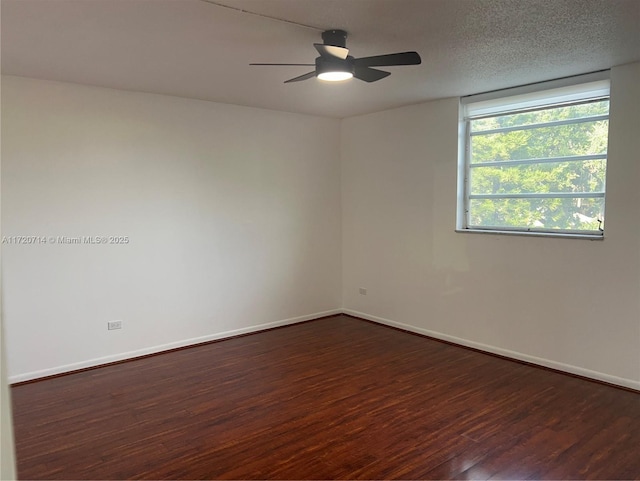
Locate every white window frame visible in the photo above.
<box><xmin>456</xmin><ymin>71</ymin><xmax>611</xmax><ymax>239</ymax></box>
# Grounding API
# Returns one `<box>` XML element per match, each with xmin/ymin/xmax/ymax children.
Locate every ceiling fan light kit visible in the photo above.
<box><xmin>316</xmin><ymin>56</ymin><xmax>354</xmax><ymax>82</ymax></box>
<box><xmin>251</xmin><ymin>29</ymin><xmax>421</xmax><ymax>84</ymax></box>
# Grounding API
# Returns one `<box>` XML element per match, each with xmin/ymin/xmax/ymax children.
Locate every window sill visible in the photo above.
<box><xmin>455</xmin><ymin>228</ymin><xmax>604</xmax><ymax>240</ymax></box>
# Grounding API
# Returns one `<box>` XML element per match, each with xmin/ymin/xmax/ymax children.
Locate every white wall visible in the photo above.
<box><xmin>3</xmin><ymin>64</ymin><xmax>639</xmax><ymax>390</ymax></box>
<box><xmin>342</xmin><ymin>62</ymin><xmax>640</xmax><ymax>389</ymax></box>
<box><xmin>1</xmin><ymin>73</ymin><xmax>17</xmax><ymax>477</ymax></box>
<box><xmin>1</xmin><ymin>76</ymin><xmax>342</xmax><ymax>381</ymax></box>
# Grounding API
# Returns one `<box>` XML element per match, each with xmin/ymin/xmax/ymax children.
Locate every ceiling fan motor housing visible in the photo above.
<box><xmin>322</xmin><ymin>29</ymin><xmax>348</xmax><ymax>48</ymax></box>
<box><xmin>315</xmin><ymin>55</ymin><xmax>355</xmax><ymax>77</ymax></box>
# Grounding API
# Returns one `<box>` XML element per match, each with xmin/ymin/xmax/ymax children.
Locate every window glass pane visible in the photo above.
<box><xmin>468</xmin><ymin>197</ymin><xmax>605</xmax><ymax>231</ymax></box>
<box><xmin>470</xmin><ymin>120</ymin><xmax>609</xmax><ymax>163</ymax></box>
<box><xmin>469</xmin><ymin>159</ymin><xmax>606</xmax><ymax>195</ymax></box>
<box><xmin>471</xmin><ymin>100</ymin><xmax>609</xmax><ymax>132</ymax></box>
<box><xmin>461</xmin><ymin>78</ymin><xmax>610</xmax><ymax>236</ymax></box>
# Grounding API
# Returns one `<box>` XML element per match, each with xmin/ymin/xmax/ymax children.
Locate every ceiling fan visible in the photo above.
<box><xmin>250</xmin><ymin>29</ymin><xmax>421</xmax><ymax>83</ymax></box>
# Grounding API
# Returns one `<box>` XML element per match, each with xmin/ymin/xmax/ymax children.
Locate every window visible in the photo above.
<box><xmin>458</xmin><ymin>72</ymin><xmax>610</xmax><ymax>238</ymax></box>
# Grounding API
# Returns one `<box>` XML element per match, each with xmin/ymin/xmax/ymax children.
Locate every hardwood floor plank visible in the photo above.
<box><xmin>11</xmin><ymin>315</ymin><xmax>640</xmax><ymax>479</ymax></box>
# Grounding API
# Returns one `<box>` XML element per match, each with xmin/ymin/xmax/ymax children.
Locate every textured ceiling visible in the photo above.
<box><xmin>2</xmin><ymin>0</ymin><xmax>639</xmax><ymax>118</ymax></box>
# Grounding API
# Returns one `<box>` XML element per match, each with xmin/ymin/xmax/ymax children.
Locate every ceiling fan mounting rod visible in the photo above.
<box><xmin>322</xmin><ymin>29</ymin><xmax>348</xmax><ymax>48</ymax></box>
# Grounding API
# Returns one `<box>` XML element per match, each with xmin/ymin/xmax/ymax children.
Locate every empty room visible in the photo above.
<box><xmin>1</xmin><ymin>0</ymin><xmax>639</xmax><ymax>479</ymax></box>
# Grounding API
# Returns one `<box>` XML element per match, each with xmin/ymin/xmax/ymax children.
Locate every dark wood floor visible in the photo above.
<box><xmin>11</xmin><ymin>315</ymin><xmax>640</xmax><ymax>480</ymax></box>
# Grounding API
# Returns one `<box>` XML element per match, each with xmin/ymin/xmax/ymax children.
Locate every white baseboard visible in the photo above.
<box><xmin>343</xmin><ymin>309</ymin><xmax>640</xmax><ymax>391</ymax></box>
<box><xmin>11</xmin><ymin>308</ymin><xmax>639</xmax><ymax>391</ymax></box>
<box><xmin>9</xmin><ymin>309</ymin><xmax>342</xmax><ymax>384</ymax></box>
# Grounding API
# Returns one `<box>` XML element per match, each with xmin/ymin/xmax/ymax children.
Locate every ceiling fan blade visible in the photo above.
<box><xmin>284</xmin><ymin>71</ymin><xmax>317</xmax><ymax>83</ymax></box>
<box><xmin>314</xmin><ymin>44</ymin><xmax>349</xmax><ymax>60</ymax></box>
<box><xmin>250</xmin><ymin>63</ymin><xmax>315</xmax><ymax>66</ymax></box>
<box><xmin>354</xmin><ymin>66</ymin><xmax>391</xmax><ymax>83</ymax></box>
<box><xmin>354</xmin><ymin>51</ymin><xmax>422</xmax><ymax>67</ymax></box>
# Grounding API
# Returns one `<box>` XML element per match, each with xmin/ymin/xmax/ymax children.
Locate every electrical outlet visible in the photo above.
<box><xmin>359</xmin><ymin>287</ymin><xmax>367</xmax><ymax>295</ymax></box>
<box><xmin>107</xmin><ymin>320</ymin><xmax>122</xmax><ymax>330</ymax></box>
